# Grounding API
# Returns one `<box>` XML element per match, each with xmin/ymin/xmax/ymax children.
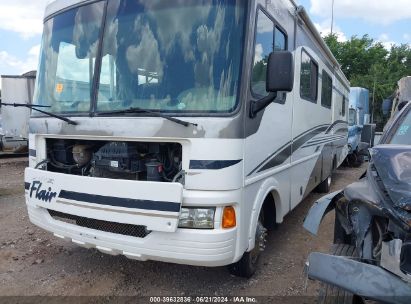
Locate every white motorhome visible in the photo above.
<box><xmin>25</xmin><ymin>0</ymin><xmax>349</xmax><ymax>277</ymax></box>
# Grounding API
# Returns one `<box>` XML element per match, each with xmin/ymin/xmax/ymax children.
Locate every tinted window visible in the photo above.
<box><xmin>96</xmin><ymin>0</ymin><xmax>247</xmax><ymax>113</ymax></box>
<box><xmin>321</xmin><ymin>71</ymin><xmax>332</xmax><ymax>108</ymax></box>
<box><xmin>34</xmin><ymin>0</ymin><xmax>247</xmax><ymax>115</ymax></box>
<box><xmin>348</xmin><ymin>108</ymin><xmax>356</xmax><ymax>126</ymax></box>
<box><xmin>388</xmin><ymin>108</ymin><xmax>411</xmax><ymax>145</ymax></box>
<box><xmin>342</xmin><ymin>96</ymin><xmax>346</xmax><ymax>116</ymax></box>
<box><xmin>251</xmin><ymin>11</ymin><xmax>274</xmax><ymax>97</ymax></box>
<box><xmin>300</xmin><ymin>50</ymin><xmax>318</xmax><ymax>102</ymax></box>
<box><xmin>33</xmin><ymin>2</ymin><xmax>105</xmax><ymax>113</ymax></box>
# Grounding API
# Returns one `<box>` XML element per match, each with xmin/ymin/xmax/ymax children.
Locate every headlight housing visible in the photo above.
<box><xmin>178</xmin><ymin>208</ymin><xmax>215</xmax><ymax>229</ymax></box>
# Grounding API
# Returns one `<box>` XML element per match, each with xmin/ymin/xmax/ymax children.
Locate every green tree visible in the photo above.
<box><xmin>323</xmin><ymin>34</ymin><xmax>411</xmax><ymax>127</ymax></box>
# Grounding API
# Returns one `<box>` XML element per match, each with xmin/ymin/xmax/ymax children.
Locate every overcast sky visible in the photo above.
<box><xmin>0</xmin><ymin>0</ymin><xmax>410</xmax><ymax>83</ymax></box>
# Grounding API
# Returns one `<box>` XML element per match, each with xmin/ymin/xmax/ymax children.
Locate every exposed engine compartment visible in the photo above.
<box><xmin>44</xmin><ymin>139</ymin><xmax>183</xmax><ymax>183</ymax></box>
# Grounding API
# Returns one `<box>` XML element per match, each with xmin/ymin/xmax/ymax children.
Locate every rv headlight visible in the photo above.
<box><xmin>178</xmin><ymin>208</ymin><xmax>215</xmax><ymax>229</ymax></box>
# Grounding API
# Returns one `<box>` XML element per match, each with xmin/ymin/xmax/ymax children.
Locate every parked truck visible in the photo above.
<box><xmin>346</xmin><ymin>87</ymin><xmax>370</xmax><ymax>165</ymax></box>
<box><xmin>0</xmin><ymin>71</ymin><xmax>36</xmax><ymax>155</ymax></box>
<box><xmin>386</xmin><ymin>76</ymin><xmax>411</xmax><ymax>125</ymax></box>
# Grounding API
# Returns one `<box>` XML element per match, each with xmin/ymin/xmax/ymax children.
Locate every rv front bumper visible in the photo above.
<box><xmin>25</xmin><ymin>168</ymin><xmax>240</xmax><ymax>267</ymax></box>
<box><xmin>27</xmin><ymin>205</ymin><xmax>237</xmax><ymax>266</ymax></box>
<box><xmin>306</xmin><ymin>252</ymin><xmax>411</xmax><ymax>304</ymax></box>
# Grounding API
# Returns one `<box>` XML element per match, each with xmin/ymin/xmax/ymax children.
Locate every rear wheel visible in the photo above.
<box><xmin>316</xmin><ymin>175</ymin><xmax>332</xmax><ymax>193</ymax></box>
<box><xmin>348</xmin><ymin>151</ymin><xmax>364</xmax><ymax>167</ymax></box>
<box><xmin>228</xmin><ymin>212</ymin><xmax>267</xmax><ymax>278</ymax></box>
<box><xmin>318</xmin><ymin>244</ymin><xmax>364</xmax><ymax>304</ymax></box>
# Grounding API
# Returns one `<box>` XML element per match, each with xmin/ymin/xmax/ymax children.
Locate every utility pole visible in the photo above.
<box><xmin>331</xmin><ymin>0</ymin><xmax>335</xmax><ymax>35</ymax></box>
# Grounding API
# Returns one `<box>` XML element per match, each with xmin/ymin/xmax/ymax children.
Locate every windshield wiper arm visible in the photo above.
<box><xmin>0</xmin><ymin>102</ymin><xmax>78</xmax><ymax>125</ymax></box>
<box><xmin>0</xmin><ymin>101</ymin><xmax>51</xmax><ymax>108</ymax></box>
<box><xmin>97</xmin><ymin>107</ymin><xmax>198</xmax><ymax>128</ymax></box>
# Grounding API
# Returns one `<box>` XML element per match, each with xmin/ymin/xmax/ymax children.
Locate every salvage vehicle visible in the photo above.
<box><xmin>304</xmin><ymin>101</ymin><xmax>411</xmax><ymax>303</ymax></box>
<box><xmin>24</xmin><ymin>0</ymin><xmax>349</xmax><ymax>277</ymax></box>
<box><xmin>346</xmin><ymin>87</ymin><xmax>370</xmax><ymax>166</ymax></box>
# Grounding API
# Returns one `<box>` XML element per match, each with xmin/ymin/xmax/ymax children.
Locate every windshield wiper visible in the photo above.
<box><xmin>0</xmin><ymin>102</ymin><xmax>78</xmax><ymax>125</ymax></box>
<box><xmin>97</xmin><ymin>107</ymin><xmax>198</xmax><ymax>128</ymax></box>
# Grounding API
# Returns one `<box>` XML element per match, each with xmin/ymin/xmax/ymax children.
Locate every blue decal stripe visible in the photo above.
<box><xmin>248</xmin><ymin>124</ymin><xmax>330</xmax><ymax>176</ymax></box>
<box><xmin>58</xmin><ymin>191</ymin><xmax>180</xmax><ymax>213</ymax></box>
<box><xmin>305</xmin><ymin>135</ymin><xmax>346</xmax><ymax>145</ymax></box>
<box><xmin>189</xmin><ymin>160</ymin><xmax>242</xmax><ymax>170</ymax></box>
<box><xmin>303</xmin><ymin>137</ymin><xmax>346</xmax><ymax>148</ymax></box>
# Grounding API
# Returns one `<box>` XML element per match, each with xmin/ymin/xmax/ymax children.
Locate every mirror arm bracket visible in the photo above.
<box><xmin>249</xmin><ymin>92</ymin><xmax>277</xmax><ymax>118</ymax></box>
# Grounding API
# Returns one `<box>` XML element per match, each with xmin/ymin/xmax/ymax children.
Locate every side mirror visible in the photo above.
<box><xmin>250</xmin><ymin>51</ymin><xmax>294</xmax><ymax>118</ymax></box>
<box><xmin>267</xmin><ymin>51</ymin><xmax>294</xmax><ymax>93</ymax></box>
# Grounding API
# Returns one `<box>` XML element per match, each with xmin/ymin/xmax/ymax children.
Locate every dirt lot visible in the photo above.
<box><xmin>0</xmin><ymin>158</ymin><xmax>366</xmax><ymax>300</ymax></box>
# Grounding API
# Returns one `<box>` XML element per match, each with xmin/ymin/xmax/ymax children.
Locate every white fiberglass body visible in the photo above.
<box><xmin>25</xmin><ymin>0</ymin><xmax>349</xmax><ymax>268</ymax></box>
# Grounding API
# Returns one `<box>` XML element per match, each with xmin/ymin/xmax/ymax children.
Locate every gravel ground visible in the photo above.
<box><xmin>0</xmin><ymin>158</ymin><xmax>366</xmax><ymax>301</ymax></box>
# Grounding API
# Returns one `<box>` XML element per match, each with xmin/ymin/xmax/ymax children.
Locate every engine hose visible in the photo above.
<box><xmin>161</xmin><ymin>171</ymin><xmax>172</xmax><ymax>182</ymax></box>
<box><xmin>49</xmin><ymin>152</ymin><xmax>79</xmax><ymax>170</ymax></box>
<box><xmin>163</xmin><ymin>147</ymin><xmax>174</xmax><ymax>172</ymax></box>
<box><xmin>35</xmin><ymin>159</ymin><xmax>50</xmax><ymax>170</ymax></box>
<box><xmin>172</xmin><ymin>170</ymin><xmax>184</xmax><ymax>183</ymax></box>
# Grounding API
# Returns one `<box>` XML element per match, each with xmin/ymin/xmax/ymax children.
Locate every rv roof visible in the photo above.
<box><xmin>45</xmin><ymin>0</ymin><xmax>300</xmax><ymax>20</ymax></box>
<box><xmin>44</xmin><ymin>0</ymin><xmax>87</xmax><ymax>19</ymax></box>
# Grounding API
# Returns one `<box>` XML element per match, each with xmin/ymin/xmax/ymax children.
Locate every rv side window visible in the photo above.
<box><xmin>348</xmin><ymin>108</ymin><xmax>357</xmax><ymax>126</ymax></box>
<box><xmin>251</xmin><ymin>11</ymin><xmax>287</xmax><ymax>97</ymax></box>
<box><xmin>300</xmin><ymin>50</ymin><xmax>318</xmax><ymax>102</ymax></box>
<box><xmin>321</xmin><ymin>71</ymin><xmax>332</xmax><ymax>108</ymax></box>
<box><xmin>251</xmin><ymin>11</ymin><xmax>274</xmax><ymax>97</ymax></box>
<box><xmin>342</xmin><ymin>96</ymin><xmax>346</xmax><ymax>116</ymax></box>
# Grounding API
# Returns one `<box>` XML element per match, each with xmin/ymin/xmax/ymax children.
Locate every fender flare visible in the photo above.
<box><xmin>247</xmin><ymin>177</ymin><xmax>283</xmax><ymax>250</ymax></box>
<box><xmin>303</xmin><ymin>190</ymin><xmax>344</xmax><ymax>235</ymax></box>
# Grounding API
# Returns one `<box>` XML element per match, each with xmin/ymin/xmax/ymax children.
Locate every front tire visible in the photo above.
<box><xmin>228</xmin><ymin>213</ymin><xmax>267</xmax><ymax>278</ymax></box>
<box><xmin>318</xmin><ymin>244</ymin><xmax>363</xmax><ymax>304</ymax></box>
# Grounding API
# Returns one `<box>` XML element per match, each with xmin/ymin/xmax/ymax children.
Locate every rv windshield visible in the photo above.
<box><xmin>33</xmin><ymin>0</ymin><xmax>246</xmax><ymax>115</ymax></box>
<box><xmin>97</xmin><ymin>0</ymin><xmax>246</xmax><ymax>114</ymax></box>
<box><xmin>34</xmin><ymin>1</ymin><xmax>105</xmax><ymax>114</ymax></box>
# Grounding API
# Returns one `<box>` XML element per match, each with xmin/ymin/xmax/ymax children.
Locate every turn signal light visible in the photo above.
<box><xmin>222</xmin><ymin>206</ymin><xmax>236</xmax><ymax>229</ymax></box>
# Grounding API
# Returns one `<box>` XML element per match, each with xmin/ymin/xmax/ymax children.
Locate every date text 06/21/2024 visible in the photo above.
<box><xmin>149</xmin><ymin>297</ymin><xmax>257</xmax><ymax>303</ymax></box>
